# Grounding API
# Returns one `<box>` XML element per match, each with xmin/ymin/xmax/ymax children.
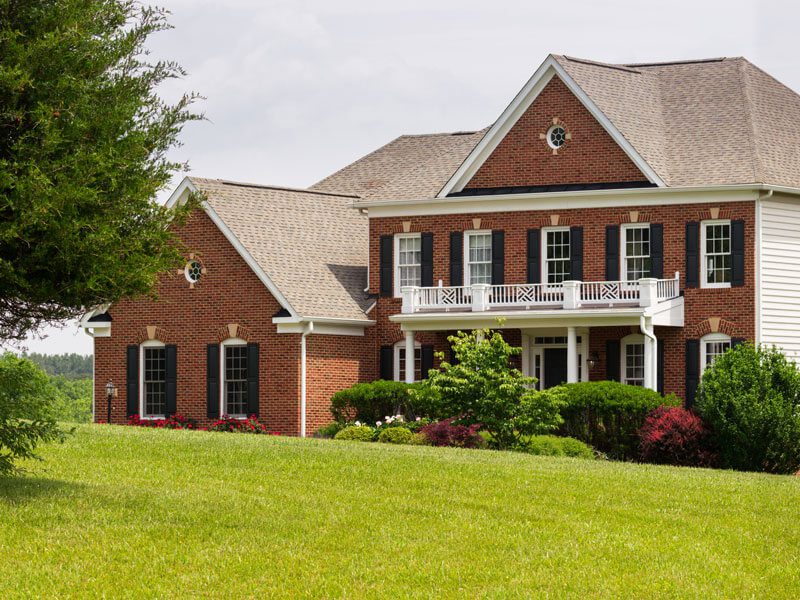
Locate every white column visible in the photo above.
<box><xmin>521</xmin><ymin>333</ymin><xmax>530</xmax><ymax>377</ymax></box>
<box><xmin>405</xmin><ymin>330</ymin><xmax>415</xmax><ymax>384</ymax></box>
<box><xmin>639</xmin><ymin>278</ymin><xmax>659</xmax><ymax>307</ymax></box>
<box><xmin>580</xmin><ymin>329</ymin><xmax>589</xmax><ymax>382</ymax></box>
<box><xmin>651</xmin><ymin>336</ymin><xmax>658</xmax><ymax>392</ymax></box>
<box><xmin>567</xmin><ymin>326</ymin><xmax>578</xmax><ymax>383</ymax></box>
<box><xmin>562</xmin><ymin>281</ymin><xmax>580</xmax><ymax>309</ymax></box>
<box><xmin>643</xmin><ymin>334</ymin><xmax>654</xmax><ymax>390</ymax></box>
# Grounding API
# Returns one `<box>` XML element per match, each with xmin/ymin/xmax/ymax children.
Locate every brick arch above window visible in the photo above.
<box><xmin>215</xmin><ymin>323</ymin><xmax>254</xmax><ymax>343</ymax></box>
<box><xmin>687</xmin><ymin>317</ymin><xmax>740</xmax><ymax>338</ymax></box>
<box><xmin>134</xmin><ymin>326</ymin><xmax>173</xmax><ymax>345</ymax></box>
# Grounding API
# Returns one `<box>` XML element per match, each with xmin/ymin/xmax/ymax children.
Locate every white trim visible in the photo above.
<box><xmin>274</xmin><ymin>322</ymin><xmax>367</xmax><ymax>336</ymax></box>
<box><xmin>620</xmin><ymin>333</ymin><xmax>646</xmax><ymax>386</ymax></box>
<box><xmin>700</xmin><ymin>219</ymin><xmax>732</xmax><ymax>289</ymax></box>
<box><xmin>393</xmin><ymin>339</ymin><xmax>421</xmax><ymax>383</ymax></box>
<box><xmin>220</xmin><ymin>337</ymin><xmax>249</xmax><ymax>419</ymax></box>
<box><xmin>700</xmin><ymin>332</ymin><xmax>731</xmax><ymax>372</ymax></box>
<box><xmin>546</xmin><ymin>124</ymin><xmax>566</xmax><ymax>150</ymax></box>
<box><xmin>541</xmin><ymin>226</ymin><xmax>571</xmax><ymax>285</ymax></box>
<box><xmin>620</xmin><ymin>223</ymin><xmax>651</xmax><ymax>282</ymax></box>
<box><xmin>393</xmin><ymin>232</ymin><xmax>422</xmax><ymax>297</ymax></box>
<box><xmin>139</xmin><ymin>339</ymin><xmax>166</xmax><ymax>419</ymax></box>
<box><xmin>437</xmin><ymin>56</ymin><xmax>665</xmax><ymax>197</ymax></box>
<box><xmin>464</xmin><ymin>229</ymin><xmax>493</xmax><ymax>286</ymax></box>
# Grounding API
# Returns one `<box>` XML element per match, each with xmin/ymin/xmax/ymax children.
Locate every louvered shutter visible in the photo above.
<box><xmin>450</xmin><ymin>232</ymin><xmax>463</xmax><ymax>286</ymax></box>
<box><xmin>685</xmin><ymin>222</ymin><xmax>700</xmax><ymax>288</ymax></box>
<box><xmin>650</xmin><ymin>224</ymin><xmax>664</xmax><ymax>279</ymax></box>
<box><xmin>421</xmin><ymin>232</ymin><xmax>434</xmax><ymax>287</ymax></box>
<box><xmin>606</xmin><ymin>340</ymin><xmax>620</xmax><ymax>381</ymax></box>
<box><xmin>246</xmin><ymin>343</ymin><xmax>259</xmax><ymax>417</ymax></box>
<box><xmin>421</xmin><ymin>345</ymin><xmax>434</xmax><ymax>380</ymax></box>
<box><xmin>165</xmin><ymin>345</ymin><xmax>177</xmax><ymax>416</ymax></box>
<box><xmin>731</xmin><ymin>220</ymin><xmax>745</xmax><ymax>287</ymax></box>
<box><xmin>685</xmin><ymin>339</ymin><xmax>700</xmax><ymax>407</ymax></box>
<box><xmin>491</xmin><ymin>230</ymin><xmax>505</xmax><ymax>285</ymax></box>
<box><xmin>207</xmin><ymin>344</ymin><xmax>220</xmax><ymax>418</ymax></box>
<box><xmin>606</xmin><ymin>225</ymin><xmax>619</xmax><ymax>281</ymax></box>
<box><xmin>126</xmin><ymin>345</ymin><xmax>138</xmax><ymax>417</ymax></box>
<box><xmin>380</xmin><ymin>346</ymin><xmax>393</xmax><ymax>381</ymax></box>
<box><xmin>570</xmin><ymin>226</ymin><xmax>583</xmax><ymax>281</ymax></box>
<box><xmin>379</xmin><ymin>235</ymin><xmax>393</xmax><ymax>297</ymax></box>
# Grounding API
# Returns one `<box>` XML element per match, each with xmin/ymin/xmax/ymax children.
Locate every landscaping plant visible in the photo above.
<box><xmin>420</xmin><ymin>418</ymin><xmax>485</xmax><ymax>449</ymax></box>
<box><xmin>128</xmin><ymin>414</ymin><xmax>197</xmax><ymax>430</ymax></box>
<box><xmin>206</xmin><ymin>415</ymin><xmax>272</xmax><ymax>434</ymax></box>
<box><xmin>333</xmin><ymin>425</ymin><xmax>376</xmax><ymax>442</ymax></box>
<box><xmin>696</xmin><ymin>343</ymin><xmax>800</xmax><ymax>473</ymax></box>
<box><xmin>520</xmin><ymin>435</ymin><xmax>595</xmax><ymax>459</ymax></box>
<box><xmin>638</xmin><ymin>406</ymin><xmax>716</xmax><ymax>467</ymax></box>
<box><xmin>377</xmin><ymin>427</ymin><xmax>424</xmax><ymax>445</ymax></box>
<box><xmin>330</xmin><ymin>380</ymin><xmax>419</xmax><ymax>423</ymax></box>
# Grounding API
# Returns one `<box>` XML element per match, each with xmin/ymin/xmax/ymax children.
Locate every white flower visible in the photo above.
<box><xmin>376</xmin><ymin>421</ymin><xmax>382</xmax><ymax>427</ymax></box>
<box><xmin>416</xmin><ymin>417</ymin><xmax>422</xmax><ymax>421</ymax></box>
<box><xmin>354</xmin><ymin>421</ymin><xmax>361</xmax><ymax>426</ymax></box>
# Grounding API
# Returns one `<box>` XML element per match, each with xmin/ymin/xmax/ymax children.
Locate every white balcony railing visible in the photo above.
<box><xmin>401</xmin><ymin>272</ymin><xmax>681</xmax><ymax>314</ymax></box>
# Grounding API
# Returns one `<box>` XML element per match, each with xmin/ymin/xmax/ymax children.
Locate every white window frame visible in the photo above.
<box><xmin>464</xmin><ymin>230</ymin><xmax>492</xmax><ymax>286</ymax></box>
<box><xmin>393</xmin><ymin>233</ymin><xmax>422</xmax><ymax>297</ymax></box>
<box><xmin>220</xmin><ymin>337</ymin><xmax>249</xmax><ymax>419</ymax></box>
<box><xmin>393</xmin><ymin>340</ymin><xmax>422</xmax><ymax>383</ymax></box>
<box><xmin>620</xmin><ymin>333</ymin><xmax>646</xmax><ymax>387</ymax></box>
<box><xmin>620</xmin><ymin>223</ymin><xmax>651</xmax><ymax>282</ymax></box>
<box><xmin>700</xmin><ymin>332</ymin><xmax>732</xmax><ymax>371</ymax></box>
<box><xmin>701</xmin><ymin>219</ymin><xmax>732</xmax><ymax>289</ymax></box>
<box><xmin>139</xmin><ymin>339</ymin><xmax>166</xmax><ymax>419</ymax></box>
<box><xmin>541</xmin><ymin>227</ymin><xmax>571</xmax><ymax>285</ymax></box>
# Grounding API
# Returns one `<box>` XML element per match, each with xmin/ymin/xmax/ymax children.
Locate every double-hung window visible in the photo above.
<box><xmin>621</xmin><ymin>334</ymin><xmax>645</xmax><ymax>386</ymax></box>
<box><xmin>222</xmin><ymin>341</ymin><xmax>248</xmax><ymax>417</ymax></box>
<box><xmin>701</xmin><ymin>333</ymin><xmax>731</xmax><ymax>371</ymax></box>
<box><xmin>543</xmin><ymin>228</ymin><xmax>571</xmax><ymax>284</ymax></box>
<box><xmin>140</xmin><ymin>341</ymin><xmax>166</xmax><ymax>418</ymax></box>
<box><xmin>465</xmin><ymin>231</ymin><xmax>492</xmax><ymax>285</ymax></box>
<box><xmin>701</xmin><ymin>220</ymin><xmax>732</xmax><ymax>287</ymax></box>
<box><xmin>621</xmin><ymin>224</ymin><xmax>651</xmax><ymax>281</ymax></box>
<box><xmin>394</xmin><ymin>234</ymin><xmax>421</xmax><ymax>296</ymax></box>
<box><xmin>393</xmin><ymin>341</ymin><xmax>422</xmax><ymax>382</ymax></box>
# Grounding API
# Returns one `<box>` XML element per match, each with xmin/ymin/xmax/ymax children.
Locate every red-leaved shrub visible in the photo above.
<box><xmin>421</xmin><ymin>417</ymin><xmax>484</xmax><ymax>448</ymax></box>
<box><xmin>206</xmin><ymin>415</ymin><xmax>275</xmax><ymax>434</ymax></box>
<box><xmin>638</xmin><ymin>406</ymin><xmax>716</xmax><ymax>467</ymax></box>
<box><xmin>128</xmin><ymin>414</ymin><xmax>196</xmax><ymax>429</ymax></box>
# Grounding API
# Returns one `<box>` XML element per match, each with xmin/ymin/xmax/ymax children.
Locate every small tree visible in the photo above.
<box><xmin>0</xmin><ymin>354</ymin><xmax>68</xmax><ymax>476</ymax></box>
<box><xmin>696</xmin><ymin>343</ymin><xmax>800</xmax><ymax>474</ymax></box>
<box><xmin>418</xmin><ymin>328</ymin><xmax>563</xmax><ymax>450</ymax></box>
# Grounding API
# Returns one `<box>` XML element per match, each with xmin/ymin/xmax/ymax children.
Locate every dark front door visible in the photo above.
<box><xmin>543</xmin><ymin>348</ymin><xmax>568</xmax><ymax>388</ymax></box>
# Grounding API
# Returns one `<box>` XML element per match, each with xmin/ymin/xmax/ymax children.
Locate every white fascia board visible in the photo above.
<box><xmin>165</xmin><ymin>176</ymin><xmax>197</xmax><ymax>209</ymax></box>
<box><xmin>363</xmin><ymin>186</ymin><xmax>760</xmax><ymax>218</ymax></box>
<box><xmin>437</xmin><ymin>55</ymin><xmax>664</xmax><ymax>197</ymax></box>
<box><xmin>273</xmin><ymin>315</ymin><xmax>374</xmax><ymax>336</ymax></box>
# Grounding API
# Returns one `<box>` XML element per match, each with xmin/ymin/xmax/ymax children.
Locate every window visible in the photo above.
<box><xmin>465</xmin><ymin>231</ymin><xmax>492</xmax><ymax>285</ymax></box>
<box><xmin>394</xmin><ymin>234</ymin><xmax>421</xmax><ymax>296</ymax></box>
<box><xmin>184</xmin><ymin>259</ymin><xmax>202</xmax><ymax>283</ymax></box>
<box><xmin>621</xmin><ymin>224</ymin><xmax>651</xmax><ymax>281</ymax></box>
<box><xmin>543</xmin><ymin>228</ymin><xmax>571</xmax><ymax>284</ymax></box>
<box><xmin>393</xmin><ymin>341</ymin><xmax>421</xmax><ymax>382</ymax></box>
<box><xmin>140</xmin><ymin>341</ymin><xmax>166</xmax><ymax>417</ymax></box>
<box><xmin>547</xmin><ymin>125</ymin><xmax>566</xmax><ymax>149</ymax></box>
<box><xmin>702</xmin><ymin>220</ymin><xmax>731</xmax><ymax>288</ymax></box>
<box><xmin>222</xmin><ymin>340</ymin><xmax>248</xmax><ymax>417</ymax></box>
<box><xmin>621</xmin><ymin>334</ymin><xmax>645</xmax><ymax>386</ymax></box>
<box><xmin>701</xmin><ymin>333</ymin><xmax>731</xmax><ymax>371</ymax></box>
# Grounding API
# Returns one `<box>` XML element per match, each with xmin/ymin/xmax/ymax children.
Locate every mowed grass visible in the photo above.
<box><xmin>1</xmin><ymin>426</ymin><xmax>799</xmax><ymax>598</ymax></box>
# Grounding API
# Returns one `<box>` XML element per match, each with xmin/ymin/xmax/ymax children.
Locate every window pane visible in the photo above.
<box><xmin>705</xmin><ymin>223</ymin><xmax>731</xmax><ymax>284</ymax></box>
<box><xmin>398</xmin><ymin>347</ymin><xmax>422</xmax><ymax>381</ymax></box>
<box><xmin>546</xmin><ymin>230</ymin><xmax>571</xmax><ymax>284</ymax></box>
<box><xmin>625</xmin><ymin>343</ymin><xmax>645</xmax><ymax>386</ymax></box>
<box><xmin>143</xmin><ymin>347</ymin><xmax>166</xmax><ymax>416</ymax></box>
<box><xmin>624</xmin><ymin>226</ymin><xmax>650</xmax><ymax>280</ymax></box>
<box><xmin>467</xmin><ymin>233</ymin><xmax>492</xmax><ymax>284</ymax></box>
<box><xmin>225</xmin><ymin>345</ymin><xmax>249</xmax><ymax>416</ymax></box>
<box><xmin>705</xmin><ymin>340</ymin><xmax>731</xmax><ymax>367</ymax></box>
<box><xmin>397</xmin><ymin>236</ymin><xmax>422</xmax><ymax>289</ymax></box>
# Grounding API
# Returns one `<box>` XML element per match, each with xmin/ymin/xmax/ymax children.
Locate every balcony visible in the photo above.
<box><xmin>400</xmin><ymin>273</ymin><xmax>680</xmax><ymax>314</ymax></box>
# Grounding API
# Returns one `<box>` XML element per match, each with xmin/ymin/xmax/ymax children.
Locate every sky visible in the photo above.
<box><xmin>17</xmin><ymin>0</ymin><xmax>800</xmax><ymax>355</ymax></box>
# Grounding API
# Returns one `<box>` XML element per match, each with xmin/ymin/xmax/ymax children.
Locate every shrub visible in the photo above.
<box><xmin>421</xmin><ymin>418</ymin><xmax>485</xmax><ymax>449</ymax></box>
<box><xmin>417</xmin><ymin>327</ymin><xmax>564</xmax><ymax>450</ymax></box>
<box><xmin>330</xmin><ymin>380</ymin><xmax>420</xmax><ymax>423</ymax></box>
<box><xmin>377</xmin><ymin>427</ymin><xmax>423</xmax><ymax>445</ymax></box>
<box><xmin>0</xmin><ymin>354</ymin><xmax>69</xmax><ymax>475</ymax></box>
<box><xmin>521</xmin><ymin>435</ymin><xmax>594</xmax><ymax>459</ymax></box>
<box><xmin>555</xmin><ymin>381</ymin><xmax>679</xmax><ymax>460</ymax></box>
<box><xmin>334</xmin><ymin>425</ymin><xmax>376</xmax><ymax>442</ymax></box>
<box><xmin>128</xmin><ymin>414</ymin><xmax>197</xmax><ymax>430</ymax></box>
<box><xmin>314</xmin><ymin>422</ymin><xmax>344</xmax><ymax>438</ymax></box>
<box><xmin>696</xmin><ymin>344</ymin><xmax>800</xmax><ymax>473</ymax></box>
<box><xmin>637</xmin><ymin>406</ymin><xmax>716</xmax><ymax>467</ymax></box>
<box><xmin>206</xmin><ymin>415</ymin><xmax>272</xmax><ymax>434</ymax></box>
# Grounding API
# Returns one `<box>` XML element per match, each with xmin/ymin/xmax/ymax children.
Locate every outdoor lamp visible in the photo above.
<box><xmin>587</xmin><ymin>352</ymin><xmax>600</xmax><ymax>370</ymax></box>
<box><xmin>105</xmin><ymin>380</ymin><xmax>117</xmax><ymax>424</ymax></box>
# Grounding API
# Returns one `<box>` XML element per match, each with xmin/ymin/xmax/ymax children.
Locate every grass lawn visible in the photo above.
<box><xmin>1</xmin><ymin>425</ymin><xmax>799</xmax><ymax>598</ymax></box>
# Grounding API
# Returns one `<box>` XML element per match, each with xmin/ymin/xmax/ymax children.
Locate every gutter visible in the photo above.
<box><xmin>300</xmin><ymin>321</ymin><xmax>314</xmax><ymax>438</ymax></box>
<box><xmin>639</xmin><ymin>315</ymin><xmax>657</xmax><ymax>392</ymax></box>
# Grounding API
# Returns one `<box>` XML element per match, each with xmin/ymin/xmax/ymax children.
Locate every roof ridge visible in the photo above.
<box><xmin>737</xmin><ymin>60</ymin><xmax>765</xmax><ymax>184</ymax></box>
<box><xmin>193</xmin><ymin>177</ymin><xmax>361</xmax><ymax>199</ymax></box>
<box><xmin>397</xmin><ymin>129</ymin><xmax>487</xmax><ymax>138</ymax></box>
<box><xmin>624</xmin><ymin>57</ymin><xmax>727</xmax><ymax>68</ymax></box>
<box><xmin>561</xmin><ymin>55</ymin><xmax>641</xmax><ymax>74</ymax></box>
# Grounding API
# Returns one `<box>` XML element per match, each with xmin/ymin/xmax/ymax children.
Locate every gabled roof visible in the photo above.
<box><xmin>186</xmin><ymin>177</ymin><xmax>372</xmax><ymax>323</ymax></box>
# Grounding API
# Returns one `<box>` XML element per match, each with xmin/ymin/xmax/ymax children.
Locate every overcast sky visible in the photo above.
<box><xmin>18</xmin><ymin>0</ymin><xmax>799</xmax><ymax>355</ymax></box>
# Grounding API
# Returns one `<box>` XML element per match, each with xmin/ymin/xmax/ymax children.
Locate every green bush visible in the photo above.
<box><xmin>330</xmin><ymin>380</ymin><xmax>420</xmax><ymax>424</ymax></box>
<box><xmin>334</xmin><ymin>425</ymin><xmax>376</xmax><ymax>442</ymax></box>
<box><xmin>314</xmin><ymin>422</ymin><xmax>344</xmax><ymax>439</ymax></box>
<box><xmin>49</xmin><ymin>376</ymin><xmax>92</xmax><ymax>423</ymax></box>
<box><xmin>696</xmin><ymin>344</ymin><xmax>800</xmax><ymax>474</ymax></box>
<box><xmin>554</xmin><ymin>381</ymin><xmax>679</xmax><ymax>460</ymax></box>
<box><xmin>377</xmin><ymin>427</ymin><xmax>424</xmax><ymax>445</ymax></box>
<box><xmin>521</xmin><ymin>435</ymin><xmax>595</xmax><ymax>459</ymax></box>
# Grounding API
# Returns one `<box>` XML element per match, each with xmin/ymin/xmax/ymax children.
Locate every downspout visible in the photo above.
<box><xmin>639</xmin><ymin>315</ymin><xmax>657</xmax><ymax>391</ymax></box>
<box><xmin>300</xmin><ymin>321</ymin><xmax>314</xmax><ymax>437</ymax></box>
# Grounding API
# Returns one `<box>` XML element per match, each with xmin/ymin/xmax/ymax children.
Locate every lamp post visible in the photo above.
<box><xmin>105</xmin><ymin>380</ymin><xmax>117</xmax><ymax>424</ymax></box>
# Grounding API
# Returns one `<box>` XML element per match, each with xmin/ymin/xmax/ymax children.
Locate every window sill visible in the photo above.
<box><xmin>700</xmin><ymin>283</ymin><xmax>732</xmax><ymax>290</ymax></box>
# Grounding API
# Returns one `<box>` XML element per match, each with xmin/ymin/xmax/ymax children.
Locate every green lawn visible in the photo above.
<box><xmin>1</xmin><ymin>426</ymin><xmax>798</xmax><ymax>598</ymax></box>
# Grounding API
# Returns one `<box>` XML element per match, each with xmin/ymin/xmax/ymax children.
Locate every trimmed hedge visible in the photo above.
<box><xmin>377</xmin><ymin>427</ymin><xmax>424</xmax><ymax>445</ymax></box>
<box><xmin>522</xmin><ymin>435</ymin><xmax>594</xmax><ymax>459</ymax></box>
<box><xmin>554</xmin><ymin>381</ymin><xmax>679</xmax><ymax>460</ymax></box>
<box><xmin>330</xmin><ymin>380</ymin><xmax>420</xmax><ymax>423</ymax></box>
<box><xmin>333</xmin><ymin>425</ymin><xmax>375</xmax><ymax>442</ymax></box>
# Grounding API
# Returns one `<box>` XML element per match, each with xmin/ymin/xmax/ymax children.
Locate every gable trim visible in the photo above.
<box><xmin>437</xmin><ymin>55</ymin><xmax>666</xmax><ymax>197</ymax></box>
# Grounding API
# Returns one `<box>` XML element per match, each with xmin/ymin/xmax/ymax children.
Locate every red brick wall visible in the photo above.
<box><xmin>369</xmin><ymin>201</ymin><xmax>756</xmax><ymax>400</ymax></box>
<box><xmin>465</xmin><ymin>77</ymin><xmax>647</xmax><ymax>190</ymax></box>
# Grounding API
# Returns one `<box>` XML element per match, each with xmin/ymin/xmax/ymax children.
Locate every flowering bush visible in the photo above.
<box><xmin>420</xmin><ymin>417</ymin><xmax>485</xmax><ymax>449</ymax></box>
<box><xmin>206</xmin><ymin>415</ymin><xmax>273</xmax><ymax>434</ymax></box>
<box><xmin>128</xmin><ymin>413</ymin><xmax>197</xmax><ymax>430</ymax></box>
<box><xmin>638</xmin><ymin>406</ymin><xmax>716</xmax><ymax>467</ymax></box>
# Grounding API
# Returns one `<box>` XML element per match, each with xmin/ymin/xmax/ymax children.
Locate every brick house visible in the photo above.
<box><xmin>84</xmin><ymin>55</ymin><xmax>800</xmax><ymax>435</ymax></box>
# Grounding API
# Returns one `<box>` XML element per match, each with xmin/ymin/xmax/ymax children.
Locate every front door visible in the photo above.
<box><xmin>543</xmin><ymin>348</ymin><xmax>567</xmax><ymax>388</ymax></box>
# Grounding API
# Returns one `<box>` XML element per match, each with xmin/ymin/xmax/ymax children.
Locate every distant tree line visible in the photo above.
<box><xmin>23</xmin><ymin>353</ymin><xmax>92</xmax><ymax>379</ymax></box>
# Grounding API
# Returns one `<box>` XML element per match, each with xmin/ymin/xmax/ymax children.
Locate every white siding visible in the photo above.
<box><xmin>760</xmin><ymin>195</ymin><xmax>800</xmax><ymax>363</ymax></box>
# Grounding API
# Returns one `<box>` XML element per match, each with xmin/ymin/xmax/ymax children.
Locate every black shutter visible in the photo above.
<box><xmin>207</xmin><ymin>344</ymin><xmax>220</xmax><ymax>419</ymax></box>
<box><xmin>657</xmin><ymin>339</ymin><xmax>665</xmax><ymax>396</ymax></box>
<box><xmin>421</xmin><ymin>345</ymin><xmax>434</xmax><ymax>379</ymax></box>
<box><xmin>650</xmin><ymin>224</ymin><xmax>664</xmax><ymax>279</ymax></box>
<box><xmin>686</xmin><ymin>222</ymin><xmax>700</xmax><ymax>288</ymax></box>
<box><xmin>605</xmin><ymin>225</ymin><xmax>620</xmax><ymax>281</ymax></box>
<box><xmin>379</xmin><ymin>235</ymin><xmax>393</xmax><ymax>297</ymax></box>
<box><xmin>527</xmin><ymin>229</ymin><xmax>541</xmax><ymax>284</ymax></box>
<box><xmin>448</xmin><ymin>344</ymin><xmax>459</xmax><ymax>366</ymax></box>
<box><xmin>685</xmin><ymin>339</ymin><xmax>700</xmax><ymax>407</ymax></box>
<box><xmin>126</xmin><ymin>345</ymin><xmax>138</xmax><ymax>417</ymax></box>
<box><xmin>606</xmin><ymin>340</ymin><xmax>620</xmax><ymax>381</ymax></box>
<box><xmin>732</xmin><ymin>337</ymin><xmax>746</xmax><ymax>348</ymax></box>
<box><xmin>421</xmin><ymin>232</ymin><xmax>434</xmax><ymax>287</ymax></box>
<box><xmin>246</xmin><ymin>343</ymin><xmax>259</xmax><ymax>417</ymax></box>
<box><xmin>491</xmin><ymin>230</ymin><xmax>505</xmax><ymax>285</ymax></box>
<box><xmin>570</xmin><ymin>226</ymin><xmax>583</xmax><ymax>281</ymax></box>
<box><xmin>450</xmin><ymin>232</ymin><xmax>463</xmax><ymax>286</ymax></box>
<box><xmin>165</xmin><ymin>345</ymin><xmax>177</xmax><ymax>416</ymax></box>
<box><xmin>731</xmin><ymin>219</ymin><xmax>745</xmax><ymax>287</ymax></box>
<box><xmin>380</xmin><ymin>345</ymin><xmax>393</xmax><ymax>380</ymax></box>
